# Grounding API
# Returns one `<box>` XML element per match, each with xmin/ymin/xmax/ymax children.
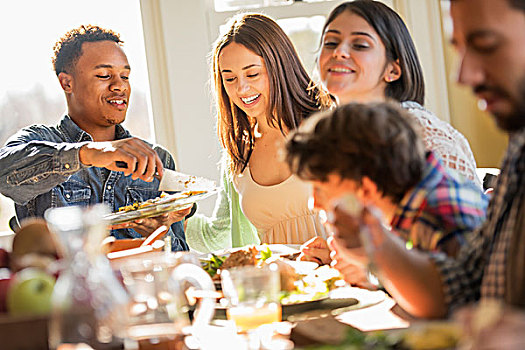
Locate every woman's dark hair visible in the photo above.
<box><xmin>212</xmin><ymin>13</ymin><xmax>333</xmax><ymax>175</ymax></box>
<box><xmin>509</xmin><ymin>0</ymin><xmax>525</xmax><ymax>10</ymax></box>
<box><xmin>285</xmin><ymin>102</ymin><xmax>426</xmax><ymax>203</ymax></box>
<box><xmin>321</xmin><ymin>0</ymin><xmax>425</xmax><ymax>105</ymax></box>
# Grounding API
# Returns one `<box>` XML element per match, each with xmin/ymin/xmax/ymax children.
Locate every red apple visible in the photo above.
<box><xmin>0</xmin><ymin>268</ymin><xmax>13</xmax><ymax>313</ymax></box>
<box><xmin>0</xmin><ymin>248</ymin><xmax>9</xmax><ymax>268</ymax></box>
<box><xmin>7</xmin><ymin>267</ymin><xmax>55</xmax><ymax>316</ymax></box>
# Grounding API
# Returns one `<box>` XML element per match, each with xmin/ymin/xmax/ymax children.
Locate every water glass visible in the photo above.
<box><xmin>221</xmin><ymin>264</ymin><xmax>281</xmax><ymax>332</ymax></box>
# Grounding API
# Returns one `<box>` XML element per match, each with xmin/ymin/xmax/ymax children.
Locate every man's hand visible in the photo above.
<box><xmin>298</xmin><ymin>236</ymin><xmax>331</xmax><ymax>265</ymax></box>
<box><xmin>110</xmin><ymin>206</ymin><xmax>192</xmax><ymax>237</ymax></box>
<box><xmin>328</xmin><ymin>235</ymin><xmax>376</xmax><ymax>289</ymax></box>
<box><xmin>79</xmin><ymin>137</ymin><xmax>164</xmax><ymax>182</ymax></box>
<box><xmin>330</xmin><ymin>204</ymin><xmax>363</xmax><ymax>249</ymax></box>
<box><xmin>331</xmin><ymin>204</ymin><xmax>388</xmax><ymax>264</ymax></box>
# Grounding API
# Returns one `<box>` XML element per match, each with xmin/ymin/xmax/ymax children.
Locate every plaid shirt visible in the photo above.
<box><xmin>432</xmin><ymin>128</ymin><xmax>525</xmax><ymax>312</ymax></box>
<box><xmin>391</xmin><ymin>152</ymin><xmax>488</xmax><ymax>255</ymax></box>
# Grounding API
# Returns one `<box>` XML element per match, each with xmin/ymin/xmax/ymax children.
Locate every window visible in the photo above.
<box><xmin>277</xmin><ymin>16</ymin><xmax>326</xmax><ymax>77</ymax></box>
<box><xmin>214</xmin><ymin>0</ymin><xmax>343</xmax><ymax>12</ymax></box>
<box><xmin>0</xmin><ymin>0</ymin><xmax>153</xmax><ymax>232</ymax></box>
<box><xmin>214</xmin><ymin>0</ymin><xmax>292</xmax><ymax>12</ymax></box>
<box><xmin>208</xmin><ymin>1</ymin><xmax>392</xmax><ymax>77</ymax></box>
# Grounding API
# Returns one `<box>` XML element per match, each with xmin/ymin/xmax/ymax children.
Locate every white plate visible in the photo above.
<box><xmin>283</xmin><ymin>260</ymin><xmax>318</xmax><ymax>275</ymax></box>
<box><xmin>329</xmin><ymin>286</ymin><xmax>387</xmax><ymax>311</ymax></box>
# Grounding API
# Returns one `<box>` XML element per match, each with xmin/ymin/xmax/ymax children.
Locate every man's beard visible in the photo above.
<box><xmin>476</xmin><ymin>79</ymin><xmax>525</xmax><ymax>132</ymax></box>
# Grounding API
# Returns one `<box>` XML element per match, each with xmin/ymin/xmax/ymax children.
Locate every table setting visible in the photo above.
<box><xmin>0</xmin><ymin>206</ymin><xmax>464</xmax><ymax>350</ymax></box>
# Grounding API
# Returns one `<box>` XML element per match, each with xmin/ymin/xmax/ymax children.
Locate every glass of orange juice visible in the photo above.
<box><xmin>221</xmin><ymin>264</ymin><xmax>282</xmax><ymax>333</ymax></box>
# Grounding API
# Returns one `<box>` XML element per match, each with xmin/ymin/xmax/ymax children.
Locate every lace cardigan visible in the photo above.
<box><xmin>402</xmin><ymin>101</ymin><xmax>480</xmax><ymax>187</ymax></box>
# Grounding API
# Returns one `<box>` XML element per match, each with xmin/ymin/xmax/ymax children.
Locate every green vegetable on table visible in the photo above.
<box><xmin>201</xmin><ymin>254</ymin><xmax>226</xmax><ymax>277</ymax></box>
<box><xmin>260</xmin><ymin>244</ymin><xmax>272</xmax><ymax>261</ymax></box>
<box><xmin>304</xmin><ymin>328</ymin><xmax>404</xmax><ymax>350</ymax></box>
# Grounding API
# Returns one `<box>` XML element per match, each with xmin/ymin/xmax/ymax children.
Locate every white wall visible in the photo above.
<box><xmin>141</xmin><ymin>0</ymin><xmax>221</xmax><ymax>214</ymax></box>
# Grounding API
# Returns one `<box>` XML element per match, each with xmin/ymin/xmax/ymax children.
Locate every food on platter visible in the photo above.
<box><xmin>201</xmin><ymin>245</ymin><xmax>343</xmax><ymax>305</ymax></box>
<box><xmin>117</xmin><ymin>191</ymin><xmax>206</xmax><ymax>213</ymax></box>
<box><xmin>267</xmin><ymin>258</ymin><xmax>298</xmax><ymax>292</ymax></box>
<box><xmin>221</xmin><ymin>246</ymin><xmax>259</xmax><ymax>269</ymax></box>
<box><xmin>402</xmin><ymin>322</ymin><xmax>462</xmax><ymax>350</ymax></box>
<box><xmin>117</xmin><ymin>192</ymin><xmax>168</xmax><ymax>212</ymax></box>
<box><xmin>293</xmin><ymin>320</ymin><xmax>462</xmax><ymax>349</ymax></box>
<box><xmin>201</xmin><ymin>254</ymin><xmax>226</xmax><ymax>278</ymax></box>
<box><xmin>201</xmin><ymin>245</ymin><xmax>272</xmax><ymax>277</ymax></box>
<box><xmin>105</xmin><ymin>189</ymin><xmax>216</xmax><ymax>225</ymax></box>
<box><xmin>279</xmin><ymin>265</ymin><xmax>343</xmax><ymax>305</ymax></box>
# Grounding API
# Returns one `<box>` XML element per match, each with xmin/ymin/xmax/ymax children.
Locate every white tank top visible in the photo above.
<box><xmin>233</xmin><ymin>167</ymin><xmax>327</xmax><ymax>244</ymax></box>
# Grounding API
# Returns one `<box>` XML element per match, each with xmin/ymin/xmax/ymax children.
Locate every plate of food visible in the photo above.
<box><xmin>201</xmin><ymin>245</ymin><xmax>349</xmax><ymax>319</ymax></box>
<box><xmin>198</xmin><ymin>244</ymin><xmax>301</xmax><ymax>261</ymax></box>
<box><xmin>292</xmin><ymin>320</ymin><xmax>462</xmax><ymax>349</ymax></box>
<box><xmin>104</xmin><ymin>189</ymin><xmax>217</xmax><ymax>225</ymax></box>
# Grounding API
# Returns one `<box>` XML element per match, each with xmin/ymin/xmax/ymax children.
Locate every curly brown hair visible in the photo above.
<box><xmin>52</xmin><ymin>25</ymin><xmax>123</xmax><ymax>76</ymax></box>
<box><xmin>285</xmin><ymin>102</ymin><xmax>426</xmax><ymax>203</ymax></box>
<box><xmin>211</xmin><ymin>13</ymin><xmax>334</xmax><ymax>175</ymax></box>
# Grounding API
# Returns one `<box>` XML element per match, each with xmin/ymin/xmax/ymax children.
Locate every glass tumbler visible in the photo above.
<box><xmin>221</xmin><ymin>264</ymin><xmax>281</xmax><ymax>333</ymax></box>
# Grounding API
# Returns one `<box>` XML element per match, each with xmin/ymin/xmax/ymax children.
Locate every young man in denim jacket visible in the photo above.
<box><xmin>0</xmin><ymin>25</ymin><xmax>190</xmax><ymax>250</ymax></box>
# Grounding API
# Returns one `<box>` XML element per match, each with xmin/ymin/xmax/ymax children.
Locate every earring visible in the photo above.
<box><xmin>385</xmin><ymin>77</ymin><xmax>392</xmax><ymax>83</ymax></box>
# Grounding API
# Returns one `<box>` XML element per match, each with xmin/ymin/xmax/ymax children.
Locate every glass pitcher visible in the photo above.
<box><xmin>119</xmin><ymin>252</ymin><xmax>216</xmax><ymax>350</ymax></box>
<box><xmin>46</xmin><ymin>204</ymin><xmax>129</xmax><ymax>350</ymax></box>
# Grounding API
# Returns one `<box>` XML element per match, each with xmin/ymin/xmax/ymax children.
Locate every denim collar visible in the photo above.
<box><xmin>58</xmin><ymin>115</ymin><xmax>132</xmax><ymax>143</ymax></box>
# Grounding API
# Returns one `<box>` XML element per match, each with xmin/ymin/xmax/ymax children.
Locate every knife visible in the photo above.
<box><xmin>115</xmin><ymin>161</ymin><xmax>215</xmax><ymax>192</ymax></box>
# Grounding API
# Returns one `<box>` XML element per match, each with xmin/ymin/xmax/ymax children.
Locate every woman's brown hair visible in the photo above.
<box><xmin>211</xmin><ymin>13</ymin><xmax>333</xmax><ymax>175</ymax></box>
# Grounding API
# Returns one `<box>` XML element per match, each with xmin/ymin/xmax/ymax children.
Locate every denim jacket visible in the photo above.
<box><xmin>0</xmin><ymin>115</ymin><xmax>188</xmax><ymax>251</ymax></box>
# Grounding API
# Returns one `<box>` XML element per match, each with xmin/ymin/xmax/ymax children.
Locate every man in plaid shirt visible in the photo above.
<box><xmin>322</xmin><ymin>0</ymin><xmax>525</xmax><ymax>327</ymax></box>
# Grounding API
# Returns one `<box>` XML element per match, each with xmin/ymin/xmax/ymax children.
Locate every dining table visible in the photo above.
<box><xmin>0</xmin><ymin>243</ymin><xmax>422</xmax><ymax>350</ymax></box>
<box><xmin>182</xmin><ymin>243</ymin><xmax>415</xmax><ymax>350</ymax></box>
<box><xmin>184</xmin><ymin>288</ymin><xmax>413</xmax><ymax>350</ymax></box>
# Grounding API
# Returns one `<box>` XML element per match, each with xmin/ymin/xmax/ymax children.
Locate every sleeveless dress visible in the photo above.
<box><xmin>233</xmin><ymin>167</ymin><xmax>326</xmax><ymax>244</ymax></box>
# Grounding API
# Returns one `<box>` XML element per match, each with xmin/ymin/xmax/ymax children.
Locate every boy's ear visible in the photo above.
<box><xmin>359</xmin><ymin>177</ymin><xmax>382</xmax><ymax>204</ymax></box>
<box><xmin>58</xmin><ymin>72</ymin><xmax>73</xmax><ymax>93</ymax></box>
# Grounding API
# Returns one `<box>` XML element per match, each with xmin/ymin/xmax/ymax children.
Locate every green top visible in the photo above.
<box><xmin>185</xmin><ymin>157</ymin><xmax>260</xmax><ymax>253</ymax></box>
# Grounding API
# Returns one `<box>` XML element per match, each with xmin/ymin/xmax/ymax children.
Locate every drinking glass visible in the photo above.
<box><xmin>221</xmin><ymin>264</ymin><xmax>281</xmax><ymax>333</ymax></box>
<box><xmin>120</xmin><ymin>252</ymin><xmax>215</xmax><ymax>350</ymax></box>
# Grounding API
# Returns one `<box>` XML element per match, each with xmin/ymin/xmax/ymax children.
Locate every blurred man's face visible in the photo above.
<box><xmin>451</xmin><ymin>0</ymin><xmax>525</xmax><ymax>131</ymax></box>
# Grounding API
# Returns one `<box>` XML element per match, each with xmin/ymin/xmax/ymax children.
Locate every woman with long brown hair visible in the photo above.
<box><xmin>185</xmin><ymin>13</ymin><xmax>333</xmax><ymax>252</ymax></box>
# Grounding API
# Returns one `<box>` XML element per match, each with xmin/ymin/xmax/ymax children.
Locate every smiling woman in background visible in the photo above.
<box><xmin>318</xmin><ymin>0</ymin><xmax>479</xmax><ymax>186</ymax></box>
<box><xmin>185</xmin><ymin>13</ymin><xmax>333</xmax><ymax>253</ymax></box>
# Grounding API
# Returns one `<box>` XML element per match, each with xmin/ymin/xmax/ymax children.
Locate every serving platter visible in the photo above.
<box><xmin>104</xmin><ymin>189</ymin><xmax>217</xmax><ymax>225</ymax></box>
